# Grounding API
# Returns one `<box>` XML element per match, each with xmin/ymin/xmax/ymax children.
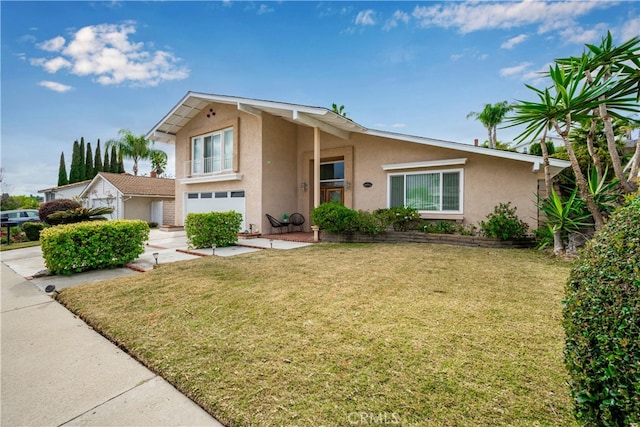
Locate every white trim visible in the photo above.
<box><xmin>179</xmin><ymin>173</ymin><xmax>243</xmax><ymax>185</ymax></box>
<box><xmin>382</xmin><ymin>158</ymin><xmax>467</xmax><ymax>171</ymax></box>
<box><xmin>387</xmin><ymin>168</ymin><xmax>464</xmax><ymax>215</ymax></box>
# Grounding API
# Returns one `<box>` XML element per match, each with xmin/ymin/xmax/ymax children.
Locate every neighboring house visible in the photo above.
<box><xmin>145</xmin><ymin>92</ymin><xmax>571</xmax><ymax>234</ymax></box>
<box><xmin>80</xmin><ymin>172</ymin><xmax>175</xmax><ymax>225</ymax></box>
<box><xmin>38</xmin><ymin>180</ymin><xmax>90</xmax><ymax>203</ymax></box>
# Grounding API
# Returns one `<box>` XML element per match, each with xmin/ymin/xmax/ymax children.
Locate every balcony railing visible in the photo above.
<box><xmin>184</xmin><ymin>157</ymin><xmax>233</xmax><ymax>178</ymax></box>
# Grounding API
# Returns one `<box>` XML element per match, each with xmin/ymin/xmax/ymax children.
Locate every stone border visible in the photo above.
<box><xmin>320</xmin><ymin>230</ymin><xmax>535</xmax><ymax>248</ymax></box>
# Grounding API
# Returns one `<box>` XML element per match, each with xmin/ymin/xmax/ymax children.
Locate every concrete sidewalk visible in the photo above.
<box><xmin>1</xmin><ymin>263</ymin><xmax>223</xmax><ymax>426</ymax></box>
<box><xmin>0</xmin><ymin>228</ymin><xmax>312</xmax><ymax>426</ymax></box>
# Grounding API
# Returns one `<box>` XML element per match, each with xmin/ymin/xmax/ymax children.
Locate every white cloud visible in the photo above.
<box><xmin>500</xmin><ymin>62</ymin><xmax>532</xmax><ymax>77</ymax></box>
<box><xmin>256</xmin><ymin>4</ymin><xmax>274</xmax><ymax>15</ymax></box>
<box><xmin>522</xmin><ymin>62</ymin><xmax>553</xmax><ymax>82</ymax></box>
<box><xmin>30</xmin><ymin>23</ymin><xmax>189</xmax><ymax>87</ymax></box>
<box><xmin>383</xmin><ymin>10</ymin><xmax>410</xmax><ymax>31</ymax></box>
<box><xmin>620</xmin><ymin>17</ymin><xmax>640</xmax><ymax>42</ymax></box>
<box><xmin>355</xmin><ymin>9</ymin><xmax>376</xmax><ymax>26</ymax></box>
<box><xmin>412</xmin><ymin>1</ymin><xmax>611</xmax><ymax>35</ymax></box>
<box><xmin>38</xmin><ymin>80</ymin><xmax>73</xmax><ymax>92</ymax></box>
<box><xmin>558</xmin><ymin>23</ymin><xmax>609</xmax><ymax>45</ymax></box>
<box><xmin>501</xmin><ymin>34</ymin><xmax>528</xmax><ymax>49</ymax></box>
<box><xmin>38</xmin><ymin>36</ymin><xmax>66</xmax><ymax>52</ymax></box>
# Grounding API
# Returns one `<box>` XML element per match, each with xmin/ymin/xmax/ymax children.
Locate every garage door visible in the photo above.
<box><xmin>184</xmin><ymin>190</ymin><xmax>246</xmax><ymax>231</ymax></box>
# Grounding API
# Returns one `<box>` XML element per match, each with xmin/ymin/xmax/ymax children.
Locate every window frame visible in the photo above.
<box><xmin>387</xmin><ymin>168</ymin><xmax>464</xmax><ymax>214</ymax></box>
<box><xmin>191</xmin><ymin>127</ymin><xmax>234</xmax><ymax>175</ymax></box>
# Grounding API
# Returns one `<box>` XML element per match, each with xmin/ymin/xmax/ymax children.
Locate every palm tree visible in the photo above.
<box><xmin>467</xmin><ymin>101</ymin><xmax>512</xmax><ymax>149</ymax></box>
<box><xmin>106</xmin><ymin>129</ymin><xmax>165</xmax><ymax>176</ymax></box>
<box><xmin>150</xmin><ymin>150</ymin><xmax>168</xmax><ymax>177</ymax></box>
<box><xmin>331</xmin><ymin>103</ymin><xmax>347</xmax><ymax>118</ymax></box>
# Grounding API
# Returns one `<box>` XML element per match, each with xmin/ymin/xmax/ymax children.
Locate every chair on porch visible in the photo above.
<box><xmin>289</xmin><ymin>213</ymin><xmax>305</xmax><ymax>232</ymax></box>
<box><xmin>266</xmin><ymin>214</ymin><xmax>289</xmax><ymax>234</ymax></box>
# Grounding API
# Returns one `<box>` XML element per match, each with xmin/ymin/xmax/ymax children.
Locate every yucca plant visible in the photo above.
<box><xmin>538</xmin><ymin>187</ymin><xmax>592</xmax><ymax>255</ymax></box>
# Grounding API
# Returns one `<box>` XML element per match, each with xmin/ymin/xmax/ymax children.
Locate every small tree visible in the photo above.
<box><xmin>57</xmin><ymin>152</ymin><xmax>68</xmax><ymax>186</ymax></box>
<box><xmin>69</xmin><ymin>140</ymin><xmax>81</xmax><ymax>183</ymax></box>
<box><xmin>85</xmin><ymin>142</ymin><xmax>94</xmax><ymax>179</ymax></box>
<box><xmin>103</xmin><ymin>146</ymin><xmax>110</xmax><ymax>174</ymax></box>
<box><xmin>467</xmin><ymin>101</ymin><xmax>512</xmax><ymax>149</ymax></box>
<box><xmin>94</xmin><ymin>140</ymin><xmax>103</xmax><ymax>173</ymax></box>
<box><xmin>110</xmin><ymin>145</ymin><xmax>118</xmax><ymax>173</ymax></box>
<box><xmin>79</xmin><ymin>137</ymin><xmax>86</xmax><ymax>181</ymax></box>
<box><xmin>150</xmin><ymin>150</ymin><xmax>168</xmax><ymax>177</ymax></box>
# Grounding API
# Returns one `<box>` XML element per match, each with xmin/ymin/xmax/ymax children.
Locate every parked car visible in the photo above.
<box><xmin>0</xmin><ymin>209</ymin><xmax>41</xmax><ymax>228</ymax></box>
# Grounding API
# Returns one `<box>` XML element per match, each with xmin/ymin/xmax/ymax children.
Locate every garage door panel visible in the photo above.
<box><xmin>185</xmin><ymin>191</ymin><xmax>246</xmax><ymax>230</ymax></box>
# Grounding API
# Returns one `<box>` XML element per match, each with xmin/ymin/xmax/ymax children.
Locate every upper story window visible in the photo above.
<box><xmin>389</xmin><ymin>169</ymin><xmax>462</xmax><ymax>213</ymax></box>
<box><xmin>191</xmin><ymin>127</ymin><xmax>234</xmax><ymax>175</ymax></box>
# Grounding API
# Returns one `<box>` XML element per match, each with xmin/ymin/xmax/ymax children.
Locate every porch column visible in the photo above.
<box><xmin>313</xmin><ymin>127</ymin><xmax>321</xmax><ymax>208</ymax></box>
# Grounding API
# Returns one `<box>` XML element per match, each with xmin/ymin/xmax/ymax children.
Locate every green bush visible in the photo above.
<box><xmin>38</xmin><ymin>199</ymin><xmax>81</xmax><ymax>224</ymax></box>
<box><xmin>185</xmin><ymin>211</ymin><xmax>242</xmax><ymax>249</ymax></box>
<box><xmin>389</xmin><ymin>206</ymin><xmax>421</xmax><ymax>231</ymax></box>
<box><xmin>22</xmin><ymin>222</ymin><xmax>47</xmax><ymax>241</ymax></box>
<box><xmin>311</xmin><ymin>202</ymin><xmax>360</xmax><ymax>234</ymax></box>
<box><xmin>479</xmin><ymin>202</ymin><xmax>529</xmax><ymax>240</ymax></box>
<box><xmin>357</xmin><ymin>210</ymin><xmax>393</xmax><ymax>236</ymax></box>
<box><xmin>563</xmin><ymin>197</ymin><xmax>640</xmax><ymax>425</ymax></box>
<box><xmin>40</xmin><ymin>220</ymin><xmax>149</xmax><ymax>275</ymax></box>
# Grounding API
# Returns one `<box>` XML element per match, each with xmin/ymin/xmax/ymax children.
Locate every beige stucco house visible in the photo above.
<box><xmin>39</xmin><ymin>180</ymin><xmax>91</xmax><ymax>203</ymax></box>
<box><xmin>80</xmin><ymin>172</ymin><xmax>175</xmax><ymax>225</ymax></box>
<box><xmin>146</xmin><ymin>92</ymin><xmax>570</xmax><ymax>234</ymax></box>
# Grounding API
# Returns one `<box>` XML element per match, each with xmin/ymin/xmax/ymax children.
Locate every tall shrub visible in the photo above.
<box><xmin>185</xmin><ymin>211</ymin><xmax>242</xmax><ymax>249</ymax></box>
<box><xmin>38</xmin><ymin>199</ymin><xmax>82</xmax><ymax>224</ymax></box>
<box><xmin>479</xmin><ymin>202</ymin><xmax>529</xmax><ymax>240</ymax></box>
<box><xmin>311</xmin><ymin>202</ymin><xmax>360</xmax><ymax>234</ymax></box>
<box><xmin>40</xmin><ymin>220</ymin><xmax>149</xmax><ymax>275</ymax></box>
<box><xmin>564</xmin><ymin>197</ymin><xmax>640</xmax><ymax>425</ymax></box>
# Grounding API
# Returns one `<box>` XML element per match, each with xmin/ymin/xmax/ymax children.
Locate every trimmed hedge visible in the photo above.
<box><xmin>40</xmin><ymin>220</ymin><xmax>149</xmax><ymax>275</ymax></box>
<box><xmin>564</xmin><ymin>196</ymin><xmax>640</xmax><ymax>425</ymax></box>
<box><xmin>185</xmin><ymin>211</ymin><xmax>242</xmax><ymax>249</ymax></box>
<box><xmin>22</xmin><ymin>222</ymin><xmax>47</xmax><ymax>241</ymax></box>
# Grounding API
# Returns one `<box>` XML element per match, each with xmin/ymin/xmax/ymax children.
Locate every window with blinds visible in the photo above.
<box><xmin>389</xmin><ymin>170</ymin><xmax>462</xmax><ymax>212</ymax></box>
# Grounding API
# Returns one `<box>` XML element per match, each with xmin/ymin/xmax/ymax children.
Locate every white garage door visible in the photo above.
<box><xmin>184</xmin><ymin>190</ymin><xmax>246</xmax><ymax>231</ymax></box>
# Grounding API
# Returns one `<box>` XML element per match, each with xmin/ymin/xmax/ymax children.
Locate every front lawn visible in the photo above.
<box><xmin>57</xmin><ymin>243</ymin><xmax>576</xmax><ymax>426</ymax></box>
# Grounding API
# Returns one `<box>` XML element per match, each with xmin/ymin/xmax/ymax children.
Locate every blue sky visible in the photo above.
<box><xmin>1</xmin><ymin>1</ymin><xmax>638</xmax><ymax>196</ymax></box>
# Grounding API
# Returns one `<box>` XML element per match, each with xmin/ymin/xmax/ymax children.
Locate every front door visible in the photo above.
<box><xmin>321</xmin><ymin>187</ymin><xmax>344</xmax><ymax>204</ymax></box>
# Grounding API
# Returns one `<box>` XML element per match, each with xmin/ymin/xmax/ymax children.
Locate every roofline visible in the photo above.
<box><xmin>79</xmin><ymin>172</ymin><xmax>175</xmax><ymax>198</ymax></box>
<box><xmin>38</xmin><ymin>180</ymin><xmax>91</xmax><ymax>193</ymax></box>
<box><xmin>146</xmin><ymin>92</ymin><xmax>571</xmax><ymax>173</ymax></box>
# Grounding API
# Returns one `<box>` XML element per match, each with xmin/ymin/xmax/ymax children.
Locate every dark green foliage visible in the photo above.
<box><xmin>389</xmin><ymin>206</ymin><xmax>421</xmax><ymax>231</ymax></box>
<box><xmin>103</xmin><ymin>146</ymin><xmax>110</xmax><ymax>173</ymax></box>
<box><xmin>38</xmin><ymin>199</ymin><xmax>82</xmax><ymax>224</ymax></box>
<box><xmin>117</xmin><ymin>150</ymin><xmax>125</xmax><ymax>173</ymax></box>
<box><xmin>94</xmin><ymin>140</ymin><xmax>103</xmax><ymax>173</ymax></box>
<box><xmin>79</xmin><ymin>137</ymin><xmax>86</xmax><ymax>181</ymax></box>
<box><xmin>57</xmin><ymin>152</ymin><xmax>68</xmax><ymax>186</ymax></box>
<box><xmin>85</xmin><ymin>142</ymin><xmax>94</xmax><ymax>179</ymax></box>
<box><xmin>564</xmin><ymin>197</ymin><xmax>640</xmax><ymax>425</ymax></box>
<box><xmin>110</xmin><ymin>145</ymin><xmax>118</xmax><ymax>173</ymax></box>
<box><xmin>46</xmin><ymin>207</ymin><xmax>113</xmax><ymax>225</ymax></box>
<box><xmin>311</xmin><ymin>202</ymin><xmax>360</xmax><ymax>234</ymax></box>
<box><xmin>479</xmin><ymin>202</ymin><xmax>529</xmax><ymax>240</ymax></box>
<box><xmin>357</xmin><ymin>210</ymin><xmax>393</xmax><ymax>235</ymax></box>
<box><xmin>184</xmin><ymin>211</ymin><xmax>242</xmax><ymax>249</ymax></box>
<box><xmin>69</xmin><ymin>140</ymin><xmax>81</xmax><ymax>183</ymax></box>
<box><xmin>40</xmin><ymin>220</ymin><xmax>149</xmax><ymax>275</ymax></box>
<box><xmin>22</xmin><ymin>222</ymin><xmax>47</xmax><ymax>241</ymax></box>
<box><xmin>529</xmin><ymin>140</ymin><xmax>556</xmax><ymax>156</ymax></box>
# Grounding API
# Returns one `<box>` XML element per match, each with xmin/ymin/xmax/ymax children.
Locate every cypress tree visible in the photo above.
<box><xmin>118</xmin><ymin>150</ymin><xmax>125</xmax><ymax>173</ymax></box>
<box><xmin>110</xmin><ymin>145</ymin><xmax>118</xmax><ymax>173</ymax></box>
<box><xmin>57</xmin><ymin>152</ymin><xmax>68</xmax><ymax>186</ymax></box>
<box><xmin>69</xmin><ymin>140</ymin><xmax>80</xmax><ymax>183</ymax></box>
<box><xmin>94</xmin><ymin>140</ymin><xmax>103</xmax><ymax>173</ymax></box>
<box><xmin>85</xmin><ymin>142</ymin><xmax>94</xmax><ymax>179</ymax></box>
<box><xmin>103</xmin><ymin>146</ymin><xmax>110</xmax><ymax>173</ymax></box>
<box><xmin>79</xmin><ymin>137</ymin><xmax>86</xmax><ymax>180</ymax></box>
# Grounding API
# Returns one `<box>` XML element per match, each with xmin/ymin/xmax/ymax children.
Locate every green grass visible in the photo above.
<box><xmin>57</xmin><ymin>243</ymin><xmax>577</xmax><ymax>426</ymax></box>
<box><xmin>0</xmin><ymin>240</ymin><xmax>40</xmax><ymax>251</ymax></box>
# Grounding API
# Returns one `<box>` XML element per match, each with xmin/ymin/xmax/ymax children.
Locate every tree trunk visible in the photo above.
<box><xmin>539</xmin><ymin>129</ymin><xmax>553</xmax><ymax>198</ymax></box>
<box><xmin>492</xmin><ymin>126</ymin><xmax>498</xmax><ymax>149</ymax></box>
<box><xmin>585</xmin><ymin>116</ymin><xmax>603</xmax><ymax>182</ymax></box>
<box><xmin>553</xmin><ymin>229</ymin><xmax>565</xmax><ymax>256</ymax></box>
<box><xmin>598</xmin><ymin>102</ymin><xmax>635</xmax><ymax>193</ymax></box>
<box><xmin>627</xmin><ymin>139</ymin><xmax>640</xmax><ymax>191</ymax></box>
<box><xmin>553</xmin><ymin>120</ymin><xmax>605</xmax><ymax>230</ymax></box>
<box><xmin>486</xmin><ymin>127</ymin><xmax>493</xmax><ymax>149</ymax></box>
